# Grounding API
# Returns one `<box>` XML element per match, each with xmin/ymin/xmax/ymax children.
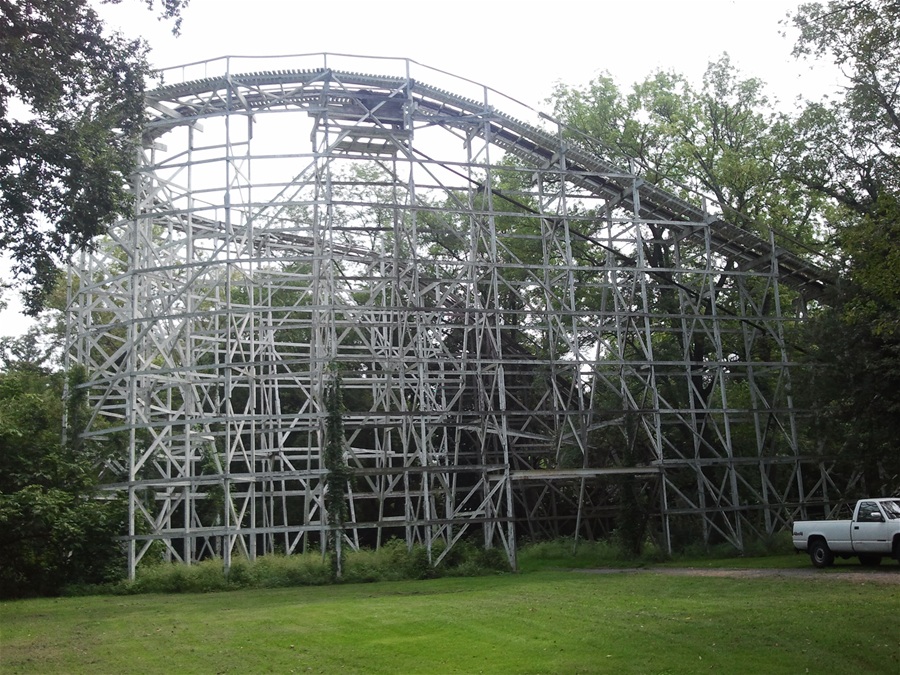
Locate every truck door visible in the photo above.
<box><xmin>852</xmin><ymin>501</ymin><xmax>893</xmax><ymax>554</ymax></box>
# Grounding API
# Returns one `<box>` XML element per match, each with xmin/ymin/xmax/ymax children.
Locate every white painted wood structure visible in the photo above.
<box><xmin>65</xmin><ymin>55</ymin><xmax>835</xmax><ymax>577</ymax></box>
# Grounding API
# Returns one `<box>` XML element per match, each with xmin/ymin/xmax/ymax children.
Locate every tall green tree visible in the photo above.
<box><xmin>550</xmin><ymin>55</ymin><xmax>824</xmax><ymax>242</ymax></box>
<box><xmin>0</xmin><ymin>0</ymin><xmax>188</xmax><ymax>313</ymax></box>
<box><xmin>788</xmin><ymin>0</ymin><xmax>900</xmax><ymax>492</ymax></box>
<box><xmin>788</xmin><ymin>0</ymin><xmax>899</xmax><ymax>298</ymax></box>
<box><xmin>554</xmin><ymin>56</ymin><xmax>856</xmax><ymax>553</ymax></box>
<box><xmin>0</xmin><ymin>364</ymin><xmax>126</xmax><ymax>597</ymax></box>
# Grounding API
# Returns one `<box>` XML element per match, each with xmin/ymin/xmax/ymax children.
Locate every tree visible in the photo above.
<box><xmin>0</xmin><ymin>364</ymin><xmax>127</xmax><ymax>597</ymax></box>
<box><xmin>787</xmin><ymin>0</ymin><xmax>900</xmax><ymax>493</ymax></box>
<box><xmin>788</xmin><ymin>0</ymin><xmax>899</xmax><ymax>315</ymax></box>
<box><xmin>554</xmin><ymin>56</ymin><xmax>864</xmax><ymax>553</ymax></box>
<box><xmin>0</xmin><ymin>0</ymin><xmax>188</xmax><ymax>314</ymax></box>
<box><xmin>550</xmin><ymin>55</ymin><xmax>825</xmax><ymax>242</ymax></box>
<box><xmin>790</xmin><ymin>0</ymin><xmax>899</xmax><ymax>200</ymax></box>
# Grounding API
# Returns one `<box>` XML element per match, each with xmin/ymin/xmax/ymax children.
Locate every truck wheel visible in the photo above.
<box><xmin>809</xmin><ymin>539</ymin><xmax>834</xmax><ymax>568</ymax></box>
<box><xmin>858</xmin><ymin>554</ymin><xmax>882</xmax><ymax>566</ymax></box>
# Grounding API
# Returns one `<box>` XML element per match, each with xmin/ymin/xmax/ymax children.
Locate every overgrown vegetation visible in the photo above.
<box><xmin>323</xmin><ymin>368</ymin><xmax>352</xmax><ymax>581</ymax></box>
<box><xmin>69</xmin><ymin>539</ymin><xmax>509</xmax><ymax>596</ymax></box>
<box><xmin>515</xmin><ymin>531</ymin><xmax>798</xmax><ymax>573</ymax></box>
<box><xmin>0</xmin><ymin>365</ymin><xmax>126</xmax><ymax>599</ymax></box>
<box><xmin>0</xmin><ymin>0</ymin><xmax>189</xmax><ymax>312</ymax></box>
<box><xmin>550</xmin><ymin>0</ymin><xmax>900</xmax><ymax>495</ymax></box>
<box><xmin>53</xmin><ymin>533</ymin><xmax>809</xmax><ymax>597</ymax></box>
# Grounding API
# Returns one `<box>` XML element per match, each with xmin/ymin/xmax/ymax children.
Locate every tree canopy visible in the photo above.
<box><xmin>791</xmin><ymin>0</ymin><xmax>900</xmax><ymax>213</ymax></box>
<box><xmin>549</xmin><ymin>55</ymin><xmax>825</xmax><ymax>244</ymax></box>
<box><xmin>0</xmin><ymin>0</ymin><xmax>189</xmax><ymax>597</ymax></box>
<box><xmin>548</xmin><ymin>0</ymin><xmax>899</xmax><ymax>494</ymax></box>
<box><xmin>0</xmin><ymin>364</ymin><xmax>127</xmax><ymax>597</ymax></box>
<box><xmin>0</xmin><ymin>0</ymin><xmax>188</xmax><ymax>314</ymax></box>
<box><xmin>789</xmin><ymin>0</ymin><xmax>900</xmax><ymax>327</ymax></box>
<box><xmin>788</xmin><ymin>0</ymin><xmax>900</xmax><ymax>489</ymax></box>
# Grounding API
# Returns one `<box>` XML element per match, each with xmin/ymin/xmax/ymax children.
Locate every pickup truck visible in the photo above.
<box><xmin>792</xmin><ymin>498</ymin><xmax>900</xmax><ymax>568</ymax></box>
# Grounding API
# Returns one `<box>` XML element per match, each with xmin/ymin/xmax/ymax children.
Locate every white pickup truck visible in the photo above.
<box><xmin>792</xmin><ymin>498</ymin><xmax>900</xmax><ymax>568</ymax></box>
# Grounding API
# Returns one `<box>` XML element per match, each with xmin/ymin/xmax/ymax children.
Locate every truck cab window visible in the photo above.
<box><xmin>858</xmin><ymin>502</ymin><xmax>883</xmax><ymax>522</ymax></box>
<box><xmin>882</xmin><ymin>500</ymin><xmax>900</xmax><ymax>520</ymax></box>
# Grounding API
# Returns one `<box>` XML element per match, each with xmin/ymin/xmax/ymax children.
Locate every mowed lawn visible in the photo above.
<box><xmin>2</xmin><ymin>568</ymin><xmax>898</xmax><ymax>674</ymax></box>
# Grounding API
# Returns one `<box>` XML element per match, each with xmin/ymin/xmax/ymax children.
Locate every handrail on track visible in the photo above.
<box><xmin>143</xmin><ymin>55</ymin><xmax>835</xmax><ymax>298</ymax></box>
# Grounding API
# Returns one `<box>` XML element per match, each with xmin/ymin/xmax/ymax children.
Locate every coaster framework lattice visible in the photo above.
<box><xmin>66</xmin><ymin>55</ymin><xmax>839</xmax><ymax>576</ymax></box>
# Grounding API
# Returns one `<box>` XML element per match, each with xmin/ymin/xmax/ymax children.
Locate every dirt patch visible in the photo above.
<box><xmin>574</xmin><ymin>566</ymin><xmax>900</xmax><ymax>584</ymax></box>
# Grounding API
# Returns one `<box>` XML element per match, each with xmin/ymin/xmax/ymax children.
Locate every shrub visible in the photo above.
<box><xmin>126</xmin><ymin>558</ymin><xmax>260</xmax><ymax>594</ymax></box>
<box><xmin>342</xmin><ymin>539</ymin><xmax>441</xmax><ymax>583</ymax></box>
<box><xmin>517</xmin><ymin>536</ymin><xmax>668</xmax><ymax>572</ymax></box>
<box><xmin>253</xmin><ymin>553</ymin><xmax>330</xmax><ymax>588</ymax></box>
<box><xmin>226</xmin><ymin>559</ymin><xmax>256</xmax><ymax>588</ymax></box>
<box><xmin>436</xmin><ymin>540</ymin><xmax>511</xmax><ymax>577</ymax></box>
<box><xmin>76</xmin><ymin>540</ymin><xmax>512</xmax><ymax>595</ymax></box>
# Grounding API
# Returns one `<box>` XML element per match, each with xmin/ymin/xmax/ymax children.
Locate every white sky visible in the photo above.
<box><xmin>2</xmin><ymin>0</ymin><xmax>842</xmax><ymax>336</ymax></box>
<box><xmin>102</xmin><ymin>0</ymin><xmax>840</xmax><ymax>108</ymax></box>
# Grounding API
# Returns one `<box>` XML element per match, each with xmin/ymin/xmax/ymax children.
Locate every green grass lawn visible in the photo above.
<box><xmin>2</xmin><ymin>567</ymin><xmax>898</xmax><ymax>674</ymax></box>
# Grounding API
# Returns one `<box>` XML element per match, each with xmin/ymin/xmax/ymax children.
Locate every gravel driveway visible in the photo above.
<box><xmin>574</xmin><ymin>565</ymin><xmax>900</xmax><ymax>584</ymax></box>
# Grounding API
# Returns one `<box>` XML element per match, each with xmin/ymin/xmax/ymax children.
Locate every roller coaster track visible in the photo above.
<box><xmin>145</xmin><ymin>67</ymin><xmax>833</xmax><ymax>299</ymax></box>
<box><xmin>72</xmin><ymin>60</ymin><xmax>854</xmax><ymax>574</ymax></box>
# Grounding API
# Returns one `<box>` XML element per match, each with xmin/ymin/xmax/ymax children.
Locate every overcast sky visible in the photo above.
<box><xmin>2</xmin><ymin>0</ymin><xmax>842</xmax><ymax>335</ymax></box>
<box><xmin>101</xmin><ymin>0</ymin><xmax>841</xmax><ymax>109</ymax></box>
